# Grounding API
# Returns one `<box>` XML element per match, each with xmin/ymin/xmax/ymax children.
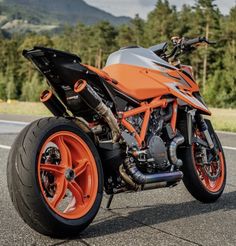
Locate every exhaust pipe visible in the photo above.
<box><xmin>122</xmin><ymin>157</ymin><xmax>183</xmax><ymax>186</ymax></box>
<box><xmin>40</xmin><ymin>90</ymin><xmax>69</xmax><ymax>117</ymax></box>
<box><xmin>120</xmin><ymin>133</ymin><xmax>184</xmax><ymax>189</ymax></box>
<box><xmin>74</xmin><ymin>80</ymin><xmax>120</xmax><ymax>142</ymax></box>
<box><xmin>169</xmin><ymin>135</ymin><xmax>185</xmax><ymax>168</ymax></box>
<box><xmin>119</xmin><ymin>165</ymin><xmax>173</xmax><ymax>191</ymax></box>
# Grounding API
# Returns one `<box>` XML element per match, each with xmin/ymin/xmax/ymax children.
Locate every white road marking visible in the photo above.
<box><xmin>0</xmin><ymin>120</ymin><xmax>28</xmax><ymax>125</ymax></box>
<box><xmin>0</xmin><ymin>120</ymin><xmax>235</xmax><ymax>151</ymax></box>
<box><xmin>216</xmin><ymin>131</ymin><xmax>236</xmax><ymax>136</ymax></box>
<box><xmin>0</xmin><ymin>120</ymin><xmax>235</xmax><ymax>135</ymax></box>
<box><xmin>223</xmin><ymin>146</ymin><xmax>236</xmax><ymax>151</ymax></box>
<box><xmin>0</xmin><ymin>144</ymin><xmax>11</xmax><ymax>150</ymax></box>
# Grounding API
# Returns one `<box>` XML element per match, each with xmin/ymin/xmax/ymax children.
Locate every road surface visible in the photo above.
<box><xmin>0</xmin><ymin>117</ymin><xmax>235</xmax><ymax>246</ymax></box>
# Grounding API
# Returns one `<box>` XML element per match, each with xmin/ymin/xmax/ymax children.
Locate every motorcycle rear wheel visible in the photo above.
<box><xmin>7</xmin><ymin>117</ymin><xmax>103</xmax><ymax>238</ymax></box>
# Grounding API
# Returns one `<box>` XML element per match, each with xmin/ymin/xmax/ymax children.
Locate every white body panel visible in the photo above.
<box><xmin>105</xmin><ymin>47</ymin><xmax>176</xmax><ymax>71</ymax></box>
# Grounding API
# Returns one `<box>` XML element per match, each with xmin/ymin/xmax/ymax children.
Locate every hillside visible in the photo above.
<box><xmin>0</xmin><ymin>0</ymin><xmax>130</xmax><ymax>34</ymax></box>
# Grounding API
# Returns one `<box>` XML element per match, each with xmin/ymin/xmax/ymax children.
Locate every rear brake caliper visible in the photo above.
<box><xmin>41</xmin><ymin>147</ymin><xmax>61</xmax><ymax>197</ymax></box>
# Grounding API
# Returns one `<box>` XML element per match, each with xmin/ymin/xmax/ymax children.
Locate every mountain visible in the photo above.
<box><xmin>0</xmin><ymin>0</ymin><xmax>131</xmax><ymax>34</ymax></box>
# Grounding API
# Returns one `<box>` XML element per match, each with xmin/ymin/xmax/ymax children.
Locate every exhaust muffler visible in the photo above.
<box><xmin>74</xmin><ymin>80</ymin><xmax>120</xmax><ymax>142</ymax></box>
<box><xmin>119</xmin><ymin>164</ymin><xmax>182</xmax><ymax>191</ymax></box>
<box><xmin>120</xmin><ymin>157</ymin><xmax>183</xmax><ymax>190</ymax></box>
<box><xmin>40</xmin><ymin>90</ymin><xmax>69</xmax><ymax>117</ymax></box>
<box><xmin>123</xmin><ymin>157</ymin><xmax>183</xmax><ymax>185</ymax></box>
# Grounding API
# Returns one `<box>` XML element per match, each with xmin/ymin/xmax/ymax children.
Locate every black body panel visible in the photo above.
<box><xmin>23</xmin><ymin>47</ymin><xmax>118</xmax><ymax>119</ymax></box>
<box><xmin>149</xmin><ymin>42</ymin><xmax>168</xmax><ymax>56</ymax></box>
<box><xmin>23</xmin><ymin>47</ymin><xmax>141</xmax><ymax>119</ymax></box>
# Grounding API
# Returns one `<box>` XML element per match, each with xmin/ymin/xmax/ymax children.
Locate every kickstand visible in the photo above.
<box><xmin>106</xmin><ymin>194</ymin><xmax>114</xmax><ymax>210</ymax></box>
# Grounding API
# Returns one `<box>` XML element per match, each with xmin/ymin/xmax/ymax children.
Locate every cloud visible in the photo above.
<box><xmin>84</xmin><ymin>0</ymin><xmax>155</xmax><ymax>18</ymax></box>
<box><xmin>84</xmin><ymin>0</ymin><xmax>235</xmax><ymax>19</ymax></box>
<box><xmin>137</xmin><ymin>0</ymin><xmax>156</xmax><ymax>7</ymax></box>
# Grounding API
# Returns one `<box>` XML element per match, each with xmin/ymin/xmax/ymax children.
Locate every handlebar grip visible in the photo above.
<box><xmin>183</xmin><ymin>37</ymin><xmax>211</xmax><ymax>47</ymax></box>
<box><xmin>183</xmin><ymin>37</ymin><xmax>205</xmax><ymax>47</ymax></box>
<box><xmin>207</xmin><ymin>40</ymin><xmax>217</xmax><ymax>45</ymax></box>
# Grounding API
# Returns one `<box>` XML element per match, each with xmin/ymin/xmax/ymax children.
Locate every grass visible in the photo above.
<box><xmin>207</xmin><ymin>108</ymin><xmax>236</xmax><ymax>133</ymax></box>
<box><xmin>0</xmin><ymin>101</ymin><xmax>235</xmax><ymax>132</ymax></box>
<box><xmin>0</xmin><ymin>101</ymin><xmax>51</xmax><ymax>116</ymax></box>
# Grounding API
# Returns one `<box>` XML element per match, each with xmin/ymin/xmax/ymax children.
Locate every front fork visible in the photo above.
<box><xmin>187</xmin><ymin>111</ymin><xmax>219</xmax><ymax>161</ymax></box>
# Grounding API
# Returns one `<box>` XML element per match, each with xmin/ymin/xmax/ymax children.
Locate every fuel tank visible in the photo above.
<box><xmin>103</xmin><ymin>47</ymin><xmax>199</xmax><ymax>101</ymax></box>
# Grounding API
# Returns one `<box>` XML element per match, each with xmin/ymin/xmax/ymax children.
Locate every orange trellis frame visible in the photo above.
<box><xmin>120</xmin><ymin>98</ymin><xmax>178</xmax><ymax>147</ymax></box>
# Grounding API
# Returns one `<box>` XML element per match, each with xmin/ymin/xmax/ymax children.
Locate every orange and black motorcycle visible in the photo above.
<box><xmin>7</xmin><ymin>37</ymin><xmax>226</xmax><ymax>237</ymax></box>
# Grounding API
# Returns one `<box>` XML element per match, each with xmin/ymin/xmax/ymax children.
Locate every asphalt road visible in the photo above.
<box><xmin>0</xmin><ymin>117</ymin><xmax>236</xmax><ymax>246</ymax></box>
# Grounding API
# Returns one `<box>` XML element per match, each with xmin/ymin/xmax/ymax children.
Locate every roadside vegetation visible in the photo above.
<box><xmin>0</xmin><ymin>102</ymin><xmax>235</xmax><ymax>132</ymax></box>
<box><xmin>0</xmin><ymin>0</ymin><xmax>235</xmax><ymax>132</ymax></box>
<box><xmin>208</xmin><ymin>108</ymin><xmax>236</xmax><ymax>132</ymax></box>
<box><xmin>0</xmin><ymin>0</ymin><xmax>235</xmax><ymax>109</ymax></box>
<box><xmin>0</xmin><ymin>101</ymin><xmax>50</xmax><ymax>116</ymax></box>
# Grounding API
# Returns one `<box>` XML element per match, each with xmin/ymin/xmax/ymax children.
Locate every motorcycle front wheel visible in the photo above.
<box><xmin>7</xmin><ymin>117</ymin><xmax>103</xmax><ymax>238</ymax></box>
<box><xmin>181</xmin><ymin>120</ymin><xmax>226</xmax><ymax>203</ymax></box>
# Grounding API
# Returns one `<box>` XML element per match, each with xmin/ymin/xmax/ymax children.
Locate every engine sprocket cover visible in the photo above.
<box><xmin>148</xmin><ymin>135</ymin><xmax>169</xmax><ymax>169</ymax></box>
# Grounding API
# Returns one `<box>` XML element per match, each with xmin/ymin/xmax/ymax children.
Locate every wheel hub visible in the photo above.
<box><xmin>38</xmin><ymin>131</ymin><xmax>99</xmax><ymax>219</ymax></box>
<box><xmin>65</xmin><ymin>168</ymin><xmax>75</xmax><ymax>181</ymax></box>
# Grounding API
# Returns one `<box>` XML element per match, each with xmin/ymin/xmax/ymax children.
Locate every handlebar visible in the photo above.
<box><xmin>166</xmin><ymin>36</ymin><xmax>217</xmax><ymax>64</ymax></box>
<box><xmin>182</xmin><ymin>37</ymin><xmax>216</xmax><ymax>48</ymax></box>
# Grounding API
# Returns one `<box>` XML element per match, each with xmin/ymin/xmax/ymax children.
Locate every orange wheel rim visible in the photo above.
<box><xmin>193</xmin><ymin>144</ymin><xmax>225</xmax><ymax>193</ymax></box>
<box><xmin>37</xmin><ymin>131</ymin><xmax>98</xmax><ymax>219</ymax></box>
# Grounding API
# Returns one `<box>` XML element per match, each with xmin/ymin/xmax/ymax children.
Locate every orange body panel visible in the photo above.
<box><xmin>103</xmin><ymin>64</ymin><xmax>170</xmax><ymax>100</ymax></box>
<box><xmin>103</xmin><ymin>64</ymin><xmax>199</xmax><ymax>100</ymax></box>
<box><xmin>83</xmin><ymin>64</ymin><xmax>113</xmax><ymax>82</ymax></box>
<box><xmin>104</xmin><ymin>64</ymin><xmax>210</xmax><ymax>114</ymax></box>
<box><xmin>180</xmin><ymin>65</ymin><xmax>194</xmax><ymax>78</ymax></box>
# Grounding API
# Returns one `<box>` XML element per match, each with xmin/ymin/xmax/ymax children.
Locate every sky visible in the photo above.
<box><xmin>84</xmin><ymin>0</ymin><xmax>236</xmax><ymax>19</ymax></box>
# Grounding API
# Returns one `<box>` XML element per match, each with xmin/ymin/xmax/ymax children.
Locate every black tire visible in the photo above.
<box><xmin>7</xmin><ymin>123</ymin><xmax>33</xmax><ymax>217</ymax></box>
<box><xmin>180</xmin><ymin>122</ymin><xmax>226</xmax><ymax>203</ymax></box>
<box><xmin>7</xmin><ymin>117</ymin><xmax>103</xmax><ymax>238</ymax></box>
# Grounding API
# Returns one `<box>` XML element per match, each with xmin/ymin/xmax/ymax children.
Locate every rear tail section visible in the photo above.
<box><xmin>23</xmin><ymin>47</ymin><xmax>114</xmax><ymax>120</ymax></box>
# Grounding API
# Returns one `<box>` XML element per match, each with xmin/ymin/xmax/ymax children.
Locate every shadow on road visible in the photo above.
<box><xmin>80</xmin><ymin>190</ymin><xmax>236</xmax><ymax>238</ymax></box>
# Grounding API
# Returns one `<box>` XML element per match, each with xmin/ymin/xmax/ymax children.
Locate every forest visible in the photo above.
<box><xmin>0</xmin><ymin>0</ymin><xmax>235</xmax><ymax>108</ymax></box>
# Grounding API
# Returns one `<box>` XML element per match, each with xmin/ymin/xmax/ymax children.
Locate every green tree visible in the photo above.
<box><xmin>175</xmin><ymin>5</ymin><xmax>193</xmax><ymax>37</ymax></box>
<box><xmin>116</xmin><ymin>15</ymin><xmax>145</xmax><ymax>48</ymax></box>
<box><xmin>191</xmin><ymin>0</ymin><xmax>222</xmax><ymax>91</ymax></box>
<box><xmin>6</xmin><ymin>68</ymin><xmax>17</xmax><ymax>100</ymax></box>
<box><xmin>0</xmin><ymin>0</ymin><xmax>235</xmax><ymax>108</ymax></box>
<box><xmin>0</xmin><ymin>72</ymin><xmax>7</xmax><ymax>100</ymax></box>
<box><xmin>90</xmin><ymin>21</ymin><xmax>118</xmax><ymax>68</ymax></box>
<box><xmin>21</xmin><ymin>72</ymin><xmax>46</xmax><ymax>101</ymax></box>
<box><xmin>145</xmin><ymin>0</ymin><xmax>178</xmax><ymax>45</ymax></box>
<box><xmin>131</xmin><ymin>14</ymin><xmax>145</xmax><ymax>46</ymax></box>
<box><xmin>17</xmin><ymin>34</ymin><xmax>53</xmax><ymax>99</ymax></box>
<box><xmin>205</xmin><ymin>6</ymin><xmax>236</xmax><ymax>107</ymax></box>
<box><xmin>117</xmin><ymin>24</ymin><xmax>136</xmax><ymax>47</ymax></box>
